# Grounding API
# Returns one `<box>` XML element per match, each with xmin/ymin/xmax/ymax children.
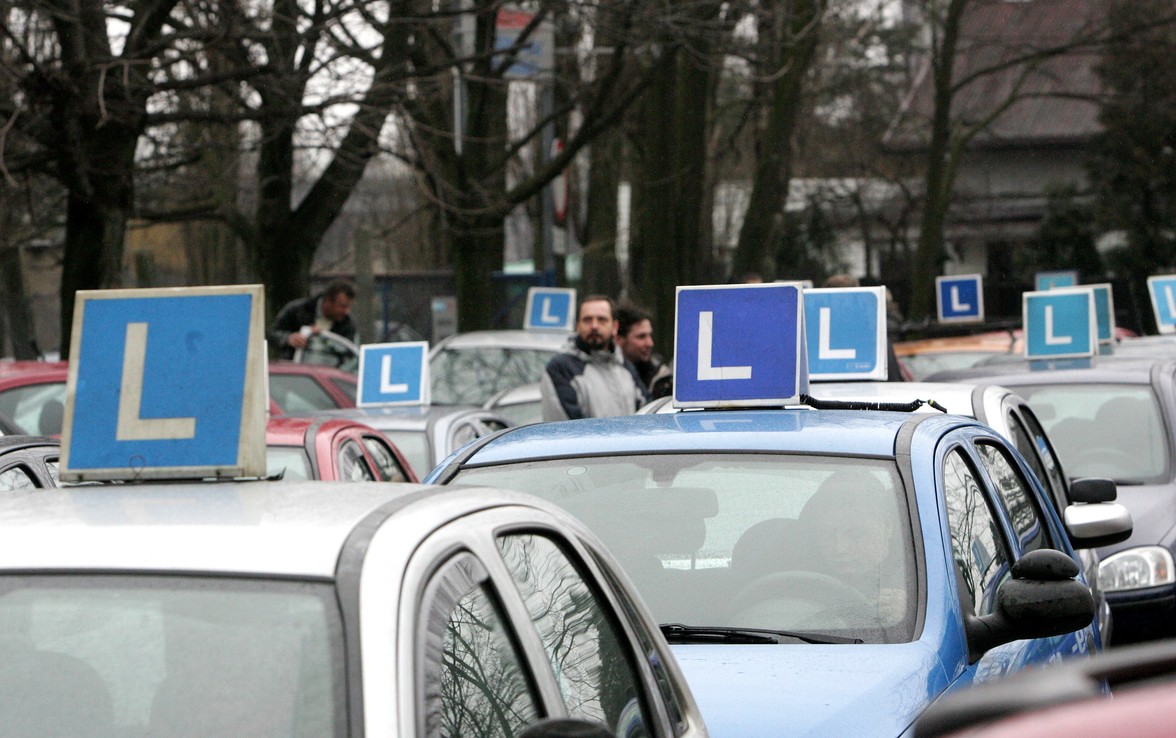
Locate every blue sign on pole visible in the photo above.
<box><xmin>1090</xmin><ymin>283</ymin><xmax>1115</xmax><ymax>344</ymax></box>
<box><xmin>357</xmin><ymin>342</ymin><xmax>430</xmax><ymax>406</ymax></box>
<box><xmin>673</xmin><ymin>284</ymin><xmax>805</xmax><ymax>407</ymax></box>
<box><xmin>803</xmin><ymin>287</ymin><xmax>888</xmax><ymax>381</ymax></box>
<box><xmin>524</xmin><ymin>287</ymin><xmax>576</xmax><ymax>332</ymax></box>
<box><xmin>1023</xmin><ymin>288</ymin><xmax>1096</xmax><ymax>359</ymax></box>
<box><xmin>1035</xmin><ymin>270</ymin><xmax>1079</xmax><ymax>291</ymax></box>
<box><xmin>1147</xmin><ymin>275</ymin><xmax>1176</xmax><ymax>335</ymax></box>
<box><xmin>936</xmin><ymin>275</ymin><xmax>985</xmax><ymax>323</ymax></box>
<box><xmin>60</xmin><ymin>285</ymin><xmax>267</xmax><ymax>482</ymax></box>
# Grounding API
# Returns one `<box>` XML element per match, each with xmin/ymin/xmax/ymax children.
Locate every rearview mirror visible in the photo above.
<box><xmin>1064</xmin><ymin>500</ymin><xmax>1133</xmax><ymax>549</ymax></box>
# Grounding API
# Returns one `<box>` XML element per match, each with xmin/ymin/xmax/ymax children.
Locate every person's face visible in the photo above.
<box><xmin>577</xmin><ymin>300</ymin><xmax>616</xmax><ymax>350</ymax></box>
<box><xmin>618</xmin><ymin>319</ymin><xmax>654</xmax><ymax>363</ymax></box>
<box><xmin>820</xmin><ymin>512</ymin><xmax>889</xmax><ymax>577</ymax></box>
<box><xmin>322</xmin><ymin>292</ymin><xmax>353</xmax><ymax>322</ymax></box>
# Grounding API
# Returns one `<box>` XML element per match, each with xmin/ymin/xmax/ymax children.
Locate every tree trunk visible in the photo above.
<box><xmin>579</xmin><ymin>125</ymin><xmax>623</xmax><ymax>297</ymax></box>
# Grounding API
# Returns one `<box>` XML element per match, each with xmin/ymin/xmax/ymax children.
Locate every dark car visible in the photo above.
<box><xmin>930</xmin><ymin>356</ymin><xmax>1176</xmax><ymax>644</ymax></box>
<box><xmin>0</xmin><ymin>435</ymin><xmax>63</xmax><ymax>491</ymax></box>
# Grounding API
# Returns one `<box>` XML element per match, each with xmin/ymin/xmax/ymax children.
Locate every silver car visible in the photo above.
<box><xmin>0</xmin><ymin>482</ymin><xmax>708</xmax><ymax>738</ymax></box>
<box><xmin>430</xmin><ymin>330</ymin><xmax>569</xmax><ymax>407</ymax></box>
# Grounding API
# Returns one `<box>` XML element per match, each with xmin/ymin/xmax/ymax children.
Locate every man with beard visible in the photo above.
<box><xmin>540</xmin><ymin>295</ymin><xmax>649</xmax><ymax>421</ymax></box>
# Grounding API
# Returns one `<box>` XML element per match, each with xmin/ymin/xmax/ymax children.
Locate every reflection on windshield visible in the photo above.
<box><xmin>431</xmin><ymin>348</ymin><xmax>555</xmax><ymax>405</ymax></box>
<box><xmin>454</xmin><ymin>454</ymin><xmax>916</xmax><ymax>644</ymax></box>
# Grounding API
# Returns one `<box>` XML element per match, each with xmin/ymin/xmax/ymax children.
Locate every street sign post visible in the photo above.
<box><xmin>60</xmin><ymin>285</ymin><xmax>267</xmax><ymax>482</ymax></box>
<box><xmin>524</xmin><ymin>287</ymin><xmax>576</xmax><ymax>331</ymax></box>
<box><xmin>1023</xmin><ymin>287</ymin><xmax>1097</xmax><ymax>360</ymax></box>
<box><xmin>803</xmin><ymin>286</ymin><xmax>889</xmax><ymax>381</ymax></box>
<box><xmin>357</xmin><ymin>341</ymin><xmax>430</xmax><ymax>407</ymax></box>
<box><xmin>936</xmin><ymin>274</ymin><xmax>985</xmax><ymax>324</ymax></box>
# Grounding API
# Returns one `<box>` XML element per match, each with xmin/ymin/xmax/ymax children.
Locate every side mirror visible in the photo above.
<box><xmin>520</xmin><ymin>718</ymin><xmax>615</xmax><ymax>738</ymax></box>
<box><xmin>1068</xmin><ymin>477</ymin><xmax>1116</xmax><ymax>503</ymax></box>
<box><xmin>1063</xmin><ymin>501</ymin><xmax>1133</xmax><ymax>549</ymax></box>
<box><xmin>964</xmin><ymin>549</ymin><xmax>1094</xmax><ymax>663</ymax></box>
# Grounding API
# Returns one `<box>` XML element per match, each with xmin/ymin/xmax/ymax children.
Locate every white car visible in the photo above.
<box><xmin>0</xmin><ymin>482</ymin><xmax>708</xmax><ymax>738</ymax></box>
<box><xmin>430</xmin><ymin>330</ymin><xmax>569</xmax><ymax>407</ymax></box>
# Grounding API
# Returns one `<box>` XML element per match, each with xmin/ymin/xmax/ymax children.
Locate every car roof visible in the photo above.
<box><xmin>0</xmin><ymin>482</ymin><xmax>539</xmax><ymax>576</ymax></box>
<box><xmin>267</xmin><ymin>361</ymin><xmax>358</xmax><ymax>380</ymax></box>
<box><xmin>455</xmin><ymin>409</ymin><xmax>964</xmax><ymax>465</ymax></box>
<box><xmin>265</xmin><ymin>415</ymin><xmax>372</xmax><ymax>445</ymax></box>
<box><xmin>928</xmin><ymin>355</ymin><xmax>1171</xmax><ymax>385</ymax></box>
<box><xmin>430</xmin><ymin>330</ymin><xmax>569</xmax><ymax>352</ymax></box>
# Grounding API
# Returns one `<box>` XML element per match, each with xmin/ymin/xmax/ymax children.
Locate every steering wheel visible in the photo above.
<box><xmin>728</xmin><ymin>571</ymin><xmax>870</xmax><ymax>623</ymax></box>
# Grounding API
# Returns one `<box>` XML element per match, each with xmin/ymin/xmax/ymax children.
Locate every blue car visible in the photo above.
<box><xmin>427</xmin><ymin>408</ymin><xmax>1099</xmax><ymax>736</ymax></box>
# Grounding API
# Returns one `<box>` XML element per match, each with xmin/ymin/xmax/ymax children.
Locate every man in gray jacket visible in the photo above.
<box><xmin>541</xmin><ymin>296</ymin><xmax>649</xmax><ymax>421</ymax></box>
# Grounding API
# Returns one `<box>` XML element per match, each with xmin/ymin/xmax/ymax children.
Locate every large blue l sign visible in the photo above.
<box><xmin>1148</xmin><ymin>275</ymin><xmax>1176</xmax><ymax>334</ymax></box>
<box><xmin>1023</xmin><ymin>288</ymin><xmax>1096</xmax><ymax>359</ymax></box>
<box><xmin>358</xmin><ymin>341</ymin><xmax>429</xmax><ymax>406</ymax></box>
<box><xmin>936</xmin><ymin>274</ymin><xmax>985</xmax><ymax>323</ymax></box>
<box><xmin>61</xmin><ymin>286</ymin><xmax>267</xmax><ymax>482</ymax></box>
<box><xmin>524</xmin><ymin>287</ymin><xmax>575</xmax><ymax>331</ymax></box>
<box><xmin>803</xmin><ymin>287</ymin><xmax>888</xmax><ymax>380</ymax></box>
<box><xmin>674</xmin><ymin>284</ymin><xmax>804</xmax><ymax>407</ymax></box>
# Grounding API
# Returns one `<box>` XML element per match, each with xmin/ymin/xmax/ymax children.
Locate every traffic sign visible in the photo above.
<box><xmin>673</xmin><ymin>283</ymin><xmax>805</xmax><ymax>408</ymax></box>
<box><xmin>524</xmin><ymin>287</ymin><xmax>576</xmax><ymax>331</ymax></box>
<box><xmin>803</xmin><ymin>287</ymin><xmax>888</xmax><ymax>381</ymax></box>
<box><xmin>1035</xmin><ymin>270</ymin><xmax>1079</xmax><ymax>291</ymax></box>
<box><xmin>1089</xmin><ymin>283</ymin><xmax>1115</xmax><ymax>344</ymax></box>
<box><xmin>1023</xmin><ymin>288</ymin><xmax>1096</xmax><ymax>359</ymax></box>
<box><xmin>357</xmin><ymin>342</ymin><xmax>430</xmax><ymax>406</ymax></box>
<box><xmin>936</xmin><ymin>274</ymin><xmax>985</xmax><ymax>323</ymax></box>
<box><xmin>60</xmin><ymin>285</ymin><xmax>267</xmax><ymax>482</ymax></box>
<box><xmin>1147</xmin><ymin>275</ymin><xmax>1176</xmax><ymax>335</ymax></box>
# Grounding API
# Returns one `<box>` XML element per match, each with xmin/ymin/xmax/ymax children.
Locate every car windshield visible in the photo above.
<box><xmin>901</xmin><ymin>351</ymin><xmax>1006</xmax><ymax>380</ymax></box>
<box><xmin>431</xmin><ymin>347</ymin><xmax>556</xmax><ymax>405</ymax></box>
<box><xmin>452</xmin><ymin>454</ymin><xmax>917</xmax><ymax>644</ymax></box>
<box><xmin>1015</xmin><ymin>383</ymin><xmax>1170</xmax><ymax>483</ymax></box>
<box><xmin>0</xmin><ymin>575</ymin><xmax>343</xmax><ymax>736</ymax></box>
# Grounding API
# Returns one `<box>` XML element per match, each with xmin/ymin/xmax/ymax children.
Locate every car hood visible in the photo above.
<box><xmin>1100</xmin><ymin>482</ymin><xmax>1176</xmax><ymax>555</ymax></box>
<box><xmin>671</xmin><ymin>642</ymin><xmax>947</xmax><ymax>737</ymax></box>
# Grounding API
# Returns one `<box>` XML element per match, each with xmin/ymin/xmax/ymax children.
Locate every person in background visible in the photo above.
<box><xmin>268</xmin><ymin>279</ymin><xmax>358</xmax><ymax>360</ymax></box>
<box><xmin>541</xmin><ymin>295</ymin><xmax>649</xmax><ymax>421</ymax></box>
<box><xmin>615</xmin><ymin>303</ymin><xmax>673</xmax><ymax>400</ymax></box>
<box><xmin>822</xmin><ymin>274</ymin><xmax>907</xmax><ymax>382</ymax></box>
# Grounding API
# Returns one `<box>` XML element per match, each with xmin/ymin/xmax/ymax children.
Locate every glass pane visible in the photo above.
<box><xmin>0</xmin><ymin>466</ymin><xmax>37</xmax><ymax>492</ymax></box>
<box><xmin>269</xmin><ymin>375</ymin><xmax>337</xmax><ymax>414</ymax></box>
<box><xmin>266</xmin><ymin>447</ymin><xmax>313</xmax><ymax>481</ymax></box>
<box><xmin>499</xmin><ymin>533</ymin><xmax>651</xmax><ymax>736</ymax></box>
<box><xmin>380</xmin><ymin>431</ymin><xmax>431</xmax><ymax>478</ymax></box>
<box><xmin>0</xmin><ymin>383</ymin><xmax>67</xmax><ymax>435</ymax></box>
<box><xmin>431</xmin><ymin>348</ymin><xmax>555</xmax><ymax>405</ymax></box>
<box><xmin>976</xmin><ymin>443</ymin><xmax>1051</xmax><ymax>553</ymax></box>
<box><xmin>0</xmin><ymin>577</ymin><xmax>341</xmax><ymax>738</ymax></box>
<box><xmin>337</xmin><ymin>441</ymin><xmax>375</xmax><ymax>482</ymax></box>
<box><xmin>362</xmin><ymin>437</ymin><xmax>408</xmax><ymax>482</ymax></box>
<box><xmin>1019</xmin><ymin>408</ymin><xmax>1069</xmax><ymax>505</ymax></box>
<box><xmin>943</xmin><ymin>450</ymin><xmax>1012</xmax><ymax>617</ymax></box>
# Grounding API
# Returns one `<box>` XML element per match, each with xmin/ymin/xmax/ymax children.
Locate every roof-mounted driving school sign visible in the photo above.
<box><xmin>1147</xmin><ymin>275</ymin><xmax>1176</xmax><ymax>335</ymax></box>
<box><xmin>60</xmin><ymin>285</ymin><xmax>267</xmax><ymax>482</ymax></box>
<box><xmin>524</xmin><ymin>287</ymin><xmax>576</xmax><ymax>331</ymax></box>
<box><xmin>1090</xmin><ymin>283</ymin><xmax>1115</xmax><ymax>345</ymax></box>
<box><xmin>936</xmin><ymin>274</ymin><xmax>985</xmax><ymax>324</ymax></box>
<box><xmin>357</xmin><ymin>341</ymin><xmax>430</xmax><ymax>407</ymax></box>
<box><xmin>1023</xmin><ymin>287</ymin><xmax>1097</xmax><ymax>360</ymax></box>
<box><xmin>673</xmin><ymin>283</ymin><xmax>806</xmax><ymax>408</ymax></box>
<box><xmin>803</xmin><ymin>286</ymin><xmax>889</xmax><ymax>381</ymax></box>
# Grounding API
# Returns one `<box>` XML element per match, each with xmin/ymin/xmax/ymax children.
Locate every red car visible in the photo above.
<box><xmin>265</xmin><ymin>416</ymin><xmax>416</xmax><ymax>482</ymax></box>
<box><xmin>267</xmin><ymin>362</ymin><xmax>357</xmax><ymax>415</ymax></box>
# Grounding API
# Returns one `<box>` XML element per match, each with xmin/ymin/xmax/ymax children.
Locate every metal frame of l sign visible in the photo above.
<box><xmin>936</xmin><ymin>274</ymin><xmax>985</xmax><ymax>323</ymax></box>
<box><xmin>357</xmin><ymin>341</ymin><xmax>430</xmax><ymax>406</ymax></box>
<box><xmin>1147</xmin><ymin>275</ymin><xmax>1176</xmax><ymax>335</ymax></box>
<box><xmin>1089</xmin><ymin>283</ymin><xmax>1116</xmax><ymax>344</ymax></box>
<box><xmin>524</xmin><ymin>287</ymin><xmax>576</xmax><ymax>331</ymax></box>
<box><xmin>60</xmin><ymin>285</ymin><xmax>267</xmax><ymax>482</ymax></box>
<box><xmin>803</xmin><ymin>286</ymin><xmax>888</xmax><ymax>381</ymax></box>
<box><xmin>1022</xmin><ymin>287</ymin><xmax>1097</xmax><ymax>359</ymax></box>
<box><xmin>1035</xmin><ymin>270</ymin><xmax>1079</xmax><ymax>291</ymax></box>
<box><xmin>672</xmin><ymin>283</ymin><xmax>805</xmax><ymax>408</ymax></box>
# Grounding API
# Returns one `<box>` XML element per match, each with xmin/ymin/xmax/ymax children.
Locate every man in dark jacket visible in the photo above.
<box><xmin>615</xmin><ymin>303</ymin><xmax>672</xmax><ymax>400</ymax></box>
<box><xmin>268</xmin><ymin>280</ymin><xmax>358</xmax><ymax>360</ymax></box>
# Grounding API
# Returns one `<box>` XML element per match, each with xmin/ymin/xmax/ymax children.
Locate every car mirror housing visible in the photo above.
<box><xmin>1068</xmin><ymin>477</ymin><xmax>1117</xmax><ymax>504</ymax></box>
<box><xmin>519</xmin><ymin>718</ymin><xmax>615</xmax><ymax>738</ymax></box>
<box><xmin>964</xmin><ymin>549</ymin><xmax>1095</xmax><ymax>663</ymax></box>
<box><xmin>1064</xmin><ymin>500</ymin><xmax>1133</xmax><ymax>549</ymax></box>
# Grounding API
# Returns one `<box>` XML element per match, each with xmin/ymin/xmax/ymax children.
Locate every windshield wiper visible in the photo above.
<box><xmin>659</xmin><ymin>623</ymin><xmax>862</xmax><ymax>645</ymax></box>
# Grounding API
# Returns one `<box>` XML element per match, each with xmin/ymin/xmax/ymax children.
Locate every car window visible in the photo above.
<box><xmin>337</xmin><ymin>440</ymin><xmax>375</xmax><ymax>482</ymax></box>
<box><xmin>450</xmin><ymin>421</ymin><xmax>483</xmax><ymax>454</ymax></box>
<box><xmin>0</xmin><ymin>382</ymin><xmax>67</xmax><ymax>435</ymax></box>
<box><xmin>1016</xmin><ymin>383</ymin><xmax>1168</xmax><ymax>483</ymax></box>
<box><xmin>361</xmin><ymin>436</ymin><xmax>410</xmax><ymax>482</ymax></box>
<box><xmin>0</xmin><ymin>465</ymin><xmax>38</xmax><ymax>492</ymax></box>
<box><xmin>269</xmin><ymin>375</ymin><xmax>338</xmax><ymax>414</ymax></box>
<box><xmin>431</xmin><ymin>348</ymin><xmax>556</xmax><ymax>405</ymax></box>
<box><xmin>942</xmin><ymin>448</ymin><xmax>1013</xmax><ymax>617</ymax></box>
<box><xmin>1006</xmin><ymin>408</ymin><xmax>1068</xmax><ymax>511</ymax></box>
<box><xmin>329</xmin><ymin>377</ymin><xmax>357</xmax><ymax>403</ymax></box>
<box><xmin>974</xmin><ymin>442</ymin><xmax>1052</xmax><ymax>553</ymax></box>
<box><xmin>498</xmin><ymin>532</ymin><xmax>654</xmax><ymax>735</ymax></box>
<box><xmin>266</xmin><ymin>446</ymin><xmax>313</xmax><ymax>481</ymax></box>
<box><xmin>423</xmin><ymin>553</ymin><xmax>540</xmax><ymax>738</ymax></box>
<box><xmin>452</xmin><ymin>454</ymin><xmax>917</xmax><ymax>644</ymax></box>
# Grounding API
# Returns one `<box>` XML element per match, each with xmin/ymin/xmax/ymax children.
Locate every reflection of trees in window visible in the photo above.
<box><xmin>432</xmin><ymin>349</ymin><xmax>552</xmax><ymax>405</ymax></box>
<box><xmin>499</xmin><ymin>533</ymin><xmax>649</xmax><ymax>736</ymax></box>
<box><xmin>942</xmin><ymin>451</ymin><xmax>1010</xmax><ymax>616</ymax></box>
<box><xmin>977</xmin><ymin>444</ymin><xmax>1048</xmax><ymax>553</ymax></box>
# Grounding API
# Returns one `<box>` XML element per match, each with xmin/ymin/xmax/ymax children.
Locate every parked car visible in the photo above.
<box><xmin>930</xmin><ymin>356</ymin><xmax>1176</xmax><ymax>644</ymax></box>
<box><xmin>268</xmin><ymin>362</ymin><xmax>358</xmax><ymax>415</ymax></box>
<box><xmin>484</xmin><ymin>381</ymin><xmax>543</xmax><ymax>425</ymax></box>
<box><xmin>265</xmin><ymin>416</ymin><xmax>416</xmax><ymax>482</ymax></box>
<box><xmin>306</xmin><ymin>405</ymin><xmax>512</xmax><ymax>479</ymax></box>
<box><xmin>429</xmin><ymin>330</ymin><xmax>568</xmax><ymax>406</ymax></box>
<box><xmin>427</xmin><ymin>408</ymin><xmax>1100</xmax><ymax>736</ymax></box>
<box><xmin>0</xmin><ymin>435</ymin><xmax>62</xmax><ymax>491</ymax></box>
<box><xmin>0</xmin><ymin>361</ymin><xmax>68</xmax><ymax>435</ymax></box>
<box><xmin>894</xmin><ymin>330</ymin><xmax>1021</xmax><ymax>380</ymax></box>
<box><xmin>0</xmin><ymin>482</ymin><xmax>709</xmax><ymax>737</ymax></box>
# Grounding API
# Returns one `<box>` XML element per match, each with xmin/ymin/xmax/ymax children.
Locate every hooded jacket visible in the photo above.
<box><xmin>540</xmin><ymin>336</ymin><xmax>648</xmax><ymax>421</ymax></box>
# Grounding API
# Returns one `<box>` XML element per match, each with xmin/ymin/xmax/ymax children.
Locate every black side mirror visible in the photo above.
<box><xmin>964</xmin><ymin>549</ymin><xmax>1094</xmax><ymax>663</ymax></box>
<box><xmin>1069</xmin><ymin>477</ymin><xmax>1116</xmax><ymax>503</ymax></box>
<box><xmin>519</xmin><ymin>718</ymin><xmax>615</xmax><ymax>738</ymax></box>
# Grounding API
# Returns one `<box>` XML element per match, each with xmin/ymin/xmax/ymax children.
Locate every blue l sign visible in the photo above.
<box><xmin>803</xmin><ymin>287</ymin><xmax>888</xmax><ymax>380</ymax></box>
<box><xmin>357</xmin><ymin>341</ymin><xmax>429</xmax><ymax>406</ymax></box>
<box><xmin>1023</xmin><ymin>288</ymin><xmax>1096</xmax><ymax>359</ymax></box>
<box><xmin>1090</xmin><ymin>283</ymin><xmax>1115</xmax><ymax>343</ymax></box>
<box><xmin>673</xmin><ymin>284</ymin><xmax>804</xmax><ymax>407</ymax></box>
<box><xmin>61</xmin><ymin>286</ymin><xmax>267</xmax><ymax>482</ymax></box>
<box><xmin>1148</xmin><ymin>275</ymin><xmax>1176</xmax><ymax>334</ymax></box>
<box><xmin>524</xmin><ymin>287</ymin><xmax>576</xmax><ymax>331</ymax></box>
<box><xmin>1035</xmin><ymin>270</ymin><xmax>1078</xmax><ymax>291</ymax></box>
<box><xmin>936</xmin><ymin>274</ymin><xmax>985</xmax><ymax>323</ymax></box>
